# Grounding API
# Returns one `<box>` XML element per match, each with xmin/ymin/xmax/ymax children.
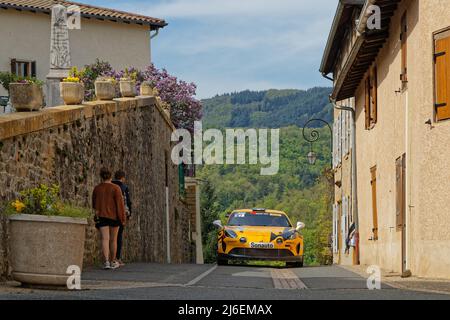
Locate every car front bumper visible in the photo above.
<box><xmin>218</xmin><ymin>249</ymin><xmax>303</xmax><ymax>262</ymax></box>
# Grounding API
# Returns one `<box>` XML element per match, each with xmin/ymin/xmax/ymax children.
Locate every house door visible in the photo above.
<box><xmin>396</xmin><ymin>154</ymin><xmax>407</xmax><ymax>273</ymax></box>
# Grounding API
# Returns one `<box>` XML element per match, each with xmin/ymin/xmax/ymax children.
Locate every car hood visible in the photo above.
<box><xmin>225</xmin><ymin>226</ymin><xmax>294</xmax><ymax>242</ymax></box>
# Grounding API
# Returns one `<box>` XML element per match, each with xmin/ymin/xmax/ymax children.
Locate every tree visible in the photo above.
<box><xmin>143</xmin><ymin>65</ymin><xmax>202</xmax><ymax>133</ymax></box>
<box><xmin>200</xmin><ymin>180</ymin><xmax>221</xmax><ymax>263</ymax></box>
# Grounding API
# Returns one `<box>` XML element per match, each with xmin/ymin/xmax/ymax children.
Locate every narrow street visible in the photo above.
<box><xmin>0</xmin><ymin>264</ymin><xmax>449</xmax><ymax>300</ymax></box>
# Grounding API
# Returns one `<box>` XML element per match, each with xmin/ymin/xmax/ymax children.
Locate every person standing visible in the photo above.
<box><xmin>92</xmin><ymin>168</ymin><xmax>126</xmax><ymax>270</ymax></box>
<box><xmin>113</xmin><ymin>170</ymin><xmax>132</xmax><ymax>266</ymax></box>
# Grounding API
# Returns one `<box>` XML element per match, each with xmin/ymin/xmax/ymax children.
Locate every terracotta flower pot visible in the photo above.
<box><xmin>9</xmin><ymin>214</ymin><xmax>87</xmax><ymax>287</ymax></box>
<box><xmin>119</xmin><ymin>80</ymin><xmax>136</xmax><ymax>97</ymax></box>
<box><xmin>94</xmin><ymin>80</ymin><xmax>116</xmax><ymax>100</ymax></box>
<box><xmin>9</xmin><ymin>83</ymin><xmax>44</xmax><ymax>111</ymax></box>
<box><xmin>60</xmin><ymin>82</ymin><xmax>84</xmax><ymax>105</ymax></box>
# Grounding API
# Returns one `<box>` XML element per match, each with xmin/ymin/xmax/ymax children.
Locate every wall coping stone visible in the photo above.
<box><xmin>0</xmin><ymin>95</ymin><xmax>175</xmax><ymax>141</ymax></box>
<box><xmin>9</xmin><ymin>214</ymin><xmax>88</xmax><ymax>225</ymax></box>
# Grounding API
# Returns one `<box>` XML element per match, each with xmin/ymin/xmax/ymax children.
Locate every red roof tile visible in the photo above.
<box><xmin>0</xmin><ymin>0</ymin><xmax>167</xmax><ymax>28</ymax></box>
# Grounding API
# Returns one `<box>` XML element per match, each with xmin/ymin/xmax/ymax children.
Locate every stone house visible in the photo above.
<box><xmin>0</xmin><ymin>0</ymin><xmax>167</xmax><ymax>97</ymax></box>
<box><xmin>321</xmin><ymin>0</ymin><xmax>450</xmax><ymax>279</ymax></box>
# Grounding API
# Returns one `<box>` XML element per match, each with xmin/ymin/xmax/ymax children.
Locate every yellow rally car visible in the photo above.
<box><xmin>214</xmin><ymin>208</ymin><xmax>305</xmax><ymax>267</ymax></box>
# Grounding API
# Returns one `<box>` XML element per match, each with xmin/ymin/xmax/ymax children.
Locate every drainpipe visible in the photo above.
<box><xmin>150</xmin><ymin>28</ymin><xmax>160</xmax><ymax>39</ymax></box>
<box><xmin>404</xmin><ymin>90</ymin><xmax>412</xmax><ymax>276</ymax></box>
<box><xmin>321</xmin><ymin>73</ymin><xmax>334</xmax><ymax>82</ymax></box>
<box><xmin>149</xmin><ymin>28</ymin><xmax>160</xmax><ymax>64</ymax></box>
<box><xmin>166</xmin><ymin>186</ymin><xmax>171</xmax><ymax>264</ymax></box>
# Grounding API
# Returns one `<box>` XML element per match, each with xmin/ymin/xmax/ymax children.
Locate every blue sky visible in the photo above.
<box><xmin>85</xmin><ymin>0</ymin><xmax>336</xmax><ymax>99</ymax></box>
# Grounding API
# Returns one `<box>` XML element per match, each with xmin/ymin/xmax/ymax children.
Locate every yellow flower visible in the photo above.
<box><xmin>63</xmin><ymin>77</ymin><xmax>80</xmax><ymax>83</ymax></box>
<box><xmin>11</xmin><ymin>200</ymin><xmax>26</xmax><ymax>213</ymax></box>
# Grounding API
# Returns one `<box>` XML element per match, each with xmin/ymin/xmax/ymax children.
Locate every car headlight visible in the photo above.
<box><xmin>282</xmin><ymin>230</ymin><xmax>298</xmax><ymax>240</ymax></box>
<box><xmin>224</xmin><ymin>229</ymin><xmax>238</xmax><ymax>238</ymax></box>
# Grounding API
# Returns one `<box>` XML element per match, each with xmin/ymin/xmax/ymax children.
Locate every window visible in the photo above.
<box><xmin>400</xmin><ymin>12</ymin><xmax>408</xmax><ymax>83</ymax></box>
<box><xmin>10</xmin><ymin>59</ymin><xmax>36</xmax><ymax>78</ymax></box>
<box><xmin>333</xmin><ymin>114</ymin><xmax>343</xmax><ymax>168</ymax></box>
<box><xmin>370</xmin><ymin>166</ymin><xmax>379</xmax><ymax>241</ymax></box>
<box><xmin>434</xmin><ymin>29</ymin><xmax>450</xmax><ymax>121</ymax></box>
<box><xmin>365</xmin><ymin>65</ymin><xmax>378</xmax><ymax>129</ymax></box>
<box><xmin>396</xmin><ymin>155</ymin><xmax>406</xmax><ymax>228</ymax></box>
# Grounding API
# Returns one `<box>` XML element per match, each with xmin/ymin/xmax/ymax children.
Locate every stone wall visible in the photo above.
<box><xmin>0</xmin><ymin>97</ymin><xmax>191</xmax><ymax>280</ymax></box>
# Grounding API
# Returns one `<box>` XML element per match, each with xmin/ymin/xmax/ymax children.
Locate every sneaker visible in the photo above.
<box><xmin>111</xmin><ymin>261</ymin><xmax>120</xmax><ymax>269</ymax></box>
<box><xmin>103</xmin><ymin>261</ymin><xmax>111</xmax><ymax>270</ymax></box>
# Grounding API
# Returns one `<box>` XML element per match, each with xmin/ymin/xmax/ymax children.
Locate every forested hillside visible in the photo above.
<box><xmin>198</xmin><ymin>87</ymin><xmax>334</xmax><ymax>265</ymax></box>
<box><xmin>201</xmin><ymin>87</ymin><xmax>332</xmax><ymax>129</ymax></box>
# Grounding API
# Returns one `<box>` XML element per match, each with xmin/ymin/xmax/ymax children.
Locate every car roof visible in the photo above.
<box><xmin>232</xmin><ymin>209</ymin><xmax>288</xmax><ymax>216</ymax></box>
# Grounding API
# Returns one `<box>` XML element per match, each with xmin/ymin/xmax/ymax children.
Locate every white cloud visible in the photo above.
<box><xmin>91</xmin><ymin>0</ymin><xmax>336</xmax><ymax>98</ymax></box>
<box><xmin>140</xmin><ymin>0</ymin><xmax>333</xmax><ymax>19</ymax></box>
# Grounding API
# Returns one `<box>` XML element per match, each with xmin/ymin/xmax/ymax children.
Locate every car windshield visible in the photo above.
<box><xmin>228</xmin><ymin>212</ymin><xmax>291</xmax><ymax>227</ymax></box>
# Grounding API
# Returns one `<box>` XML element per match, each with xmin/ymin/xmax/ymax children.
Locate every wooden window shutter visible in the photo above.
<box><xmin>400</xmin><ymin>12</ymin><xmax>408</xmax><ymax>82</ymax></box>
<box><xmin>332</xmin><ymin>122</ymin><xmax>336</xmax><ymax>168</ymax></box>
<box><xmin>370</xmin><ymin>166</ymin><xmax>378</xmax><ymax>240</ymax></box>
<box><xmin>333</xmin><ymin>204</ymin><xmax>338</xmax><ymax>253</ymax></box>
<box><xmin>365</xmin><ymin>77</ymin><xmax>371</xmax><ymax>129</ymax></box>
<box><xmin>337</xmin><ymin>114</ymin><xmax>341</xmax><ymax>165</ymax></box>
<box><xmin>370</xmin><ymin>66</ymin><xmax>378</xmax><ymax>124</ymax></box>
<box><xmin>396</xmin><ymin>155</ymin><xmax>406</xmax><ymax>228</ymax></box>
<box><xmin>435</xmin><ymin>32</ymin><xmax>450</xmax><ymax>121</ymax></box>
<box><xmin>10</xmin><ymin>59</ymin><xmax>17</xmax><ymax>75</ymax></box>
<box><xmin>347</xmin><ymin>111</ymin><xmax>351</xmax><ymax>153</ymax></box>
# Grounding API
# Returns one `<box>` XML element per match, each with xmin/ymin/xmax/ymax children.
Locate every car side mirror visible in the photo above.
<box><xmin>296</xmin><ymin>222</ymin><xmax>305</xmax><ymax>231</ymax></box>
<box><xmin>213</xmin><ymin>220</ymin><xmax>223</xmax><ymax>229</ymax></box>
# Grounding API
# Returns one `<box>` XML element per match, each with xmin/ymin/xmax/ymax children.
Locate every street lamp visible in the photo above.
<box><xmin>307</xmin><ymin>150</ymin><xmax>317</xmax><ymax>165</ymax></box>
<box><xmin>302</xmin><ymin>118</ymin><xmax>332</xmax><ymax>167</ymax></box>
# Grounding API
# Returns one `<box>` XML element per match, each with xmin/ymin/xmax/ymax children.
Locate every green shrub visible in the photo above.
<box><xmin>3</xmin><ymin>184</ymin><xmax>91</xmax><ymax>219</ymax></box>
<box><xmin>0</xmin><ymin>71</ymin><xmax>16</xmax><ymax>92</ymax></box>
<box><xmin>59</xmin><ymin>204</ymin><xmax>91</xmax><ymax>219</ymax></box>
<box><xmin>0</xmin><ymin>72</ymin><xmax>44</xmax><ymax>92</ymax></box>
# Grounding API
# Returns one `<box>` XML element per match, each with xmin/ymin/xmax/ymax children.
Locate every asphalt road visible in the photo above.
<box><xmin>0</xmin><ymin>263</ymin><xmax>449</xmax><ymax>300</ymax></box>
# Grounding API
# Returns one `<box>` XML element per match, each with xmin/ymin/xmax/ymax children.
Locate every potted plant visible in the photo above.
<box><xmin>4</xmin><ymin>184</ymin><xmax>90</xmax><ymax>287</ymax></box>
<box><xmin>119</xmin><ymin>68</ymin><xmax>137</xmax><ymax>98</ymax></box>
<box><xmin>8</xmin><ymin>77</ymin><xmax>44</xmax><ymax>112</ymax></box>
<box><xmin>60</xmin><ymin>67</ymin><xmax>85</xmax><ymax>105</ymax></box>
<box><xmin>94</xmin><ymin>77</ymin><xmax>116</xmax><ymax>100</ymax></box>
